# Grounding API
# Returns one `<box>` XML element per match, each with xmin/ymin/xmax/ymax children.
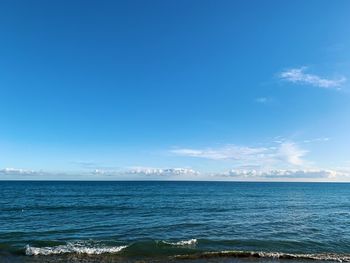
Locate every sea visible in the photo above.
<box><xmin>1</xmin><ymin>181</ymin><xmax>350</xmax><ymax>262</ymax></box>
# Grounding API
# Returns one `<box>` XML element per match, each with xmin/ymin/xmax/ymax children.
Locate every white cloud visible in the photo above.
<box><xmin>277</xmin><ymin>142</ymin><xmax>307</xmax><ymax>166</ymax></box>
<box><xmin>0</xmin><ymin>166</ymin><xmax>200</xmax><ymax>179</ymax></box>
<box><xmin>127</xmin><ymin>167</ymin><xmax>200</xmax><ymax>176</ymax></box>
<box><xmin>171</xmin><ymin>141</ymin><xmax>307</xmax><ymax>167</ymax></box>
<box><xmin>279</xmin><ymin>67</ymin><xmax>346</xmax><ymax>89</ymax></box>
<box><xmin>224</xmin><ymin>169</ymin><xmax>342</xmax><ymax>179</ymax></box>
<box><xmin>2</xmin><ymin>166</ymin><xmax>350</xmax><ymax>181</ymax></box>
<box><xmin>91</xmin><ymin>169</ymin><xmax>109</xmax><ymax>175</ymax></box>
<box><xmin>0</xmin><ymin>168</ymin><xmax>41</xmax><ymax>176</ymax></box>
<box><xmin>89</xmin><ymin>167</ymin><xmax>200</xmax><ymax>177</ymax></box>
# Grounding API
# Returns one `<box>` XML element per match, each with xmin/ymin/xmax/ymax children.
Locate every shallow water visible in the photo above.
<box><xmin>1</xmin><ymin>181</ymin><xmax>350</xmax><ymax>262</ymax></box>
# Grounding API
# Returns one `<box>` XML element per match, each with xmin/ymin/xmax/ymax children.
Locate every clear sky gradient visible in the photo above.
<box><xmin>1</xmin><ymin>0</ymin><xmax>350</xmax><ymax>180</ymax></box>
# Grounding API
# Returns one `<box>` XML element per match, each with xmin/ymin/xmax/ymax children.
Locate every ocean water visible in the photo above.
<box><xmin>1</xmin><ymin>181</ymin><xmax>350</xmax><ymax>262</ymax></box>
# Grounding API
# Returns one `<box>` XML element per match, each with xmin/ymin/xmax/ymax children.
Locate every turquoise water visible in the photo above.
<box><xmin>1</xmin><ymin>181</ymin><xmax>350</xmax><ymax>262</ymax></box>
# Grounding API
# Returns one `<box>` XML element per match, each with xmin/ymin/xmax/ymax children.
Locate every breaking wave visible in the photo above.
<box><xmin>162</xmin><ymin>238</ymin><xmax>197</xmax><ymax>246</ymax></box>
<box><xmin>25</xmin><ymin>239</ymin><xmax>197</xmax><ymax>256</ymax></box>
<box><xmin>25</xmin><ymin>242</ymin><xmax>127</xmax><ymax>256</ymax></box>
<box><xmin>25</xmin><ymin>239</ymin><xmax>350</xmax><ymax>262</ymax></box>
<box><xmin>174</xmin><ymin>250</ymin><xmax>350</xmax><ymax>262</ymax></box>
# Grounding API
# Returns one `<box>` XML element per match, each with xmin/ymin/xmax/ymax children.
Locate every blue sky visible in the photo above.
<box><xmin>1</xmin><ymin>0</ymin><xmax>350</xmax><ymax>181</ymax></box>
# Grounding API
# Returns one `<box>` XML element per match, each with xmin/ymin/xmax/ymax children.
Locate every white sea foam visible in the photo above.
<box><xmin>25</xmin><ymin>242</ymin><xmax>127</xmax><ymax>256</ymax></box>
<box><xmin>163</xmin><ymin>238</ymin><xmax>197</xmax><ymax>246</ymax></box>
<box><xmin>256</xmin><ymin>251</ymin><xmax>350</xmax><ymax>262</ymax></box>
<box><xmin>175</xmin><ymin>250</ymin><xmax>350</xmax><ymax>262</ymax></box>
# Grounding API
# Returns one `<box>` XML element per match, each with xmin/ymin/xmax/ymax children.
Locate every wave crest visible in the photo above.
<box><xmin>162</xmin><ymin>238</ymin><xmax>197</xmax><ymax>246</ymax></box>
<box><xmin>25</xmin><ymin>242</ymin><xmax>127</xmax><ymax>256</ymax></box>
<box><xmin>175</xmin><ymin>250</ymin><xmax>350</xmax><ymax>262</ymax></box>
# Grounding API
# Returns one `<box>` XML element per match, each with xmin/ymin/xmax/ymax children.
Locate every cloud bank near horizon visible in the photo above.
<box><xmin>2</xmin><ymin>166</ymin><xmax>349</xmax><ymax>181</ymax></box>
<box><xmin>0</xmin><ymin>138</ymin><xmax>345</xmax><ymax>181</ymax></box>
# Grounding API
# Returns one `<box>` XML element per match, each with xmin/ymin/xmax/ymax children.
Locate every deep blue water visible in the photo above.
<box><xmin>1</xmin><ymin>181</ymin><xmax>350</xmax><ymax>262</ymax></box>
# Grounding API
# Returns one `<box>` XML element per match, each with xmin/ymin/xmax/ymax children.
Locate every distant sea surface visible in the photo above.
<box><xmin>1</xmin><ymin>181</ymin><xmax>350</xmax><ymax>263</ymax></box>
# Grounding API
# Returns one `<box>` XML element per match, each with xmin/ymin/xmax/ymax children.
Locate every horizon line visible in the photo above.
<box><xmin>1</xmin><ymin>179</ymin><xmax>350</xmax><ymax>184</ymax></box>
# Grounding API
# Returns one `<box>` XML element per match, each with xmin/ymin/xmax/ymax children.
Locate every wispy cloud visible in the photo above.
<box><xmin>302</xmin><ymin>137</ymin><xmax>330</xmax><ymax>144</ymax></box>
<box><xmin>279</xmin><ymin>67</ymin><xmax>346</xmax><ymax>89</ymax></box>
<box><xmin>72</xmin><ymin>161</ymin><xmax>120</xmax><ymax>171</ymax></box>
<box><xmin>0</xmin><ymin>168</ymin><xmax>43</xmax><ymax>176</ymax></box>
<box><xmin>172</xmin><ymin>146</ymin><xmax>267</xmax><ymax>161</ymax></box>
<box><xmin>171</xmin><ymin>141</ymin><xmax>307</xmax><ymax>167</ymax></box>
<box><xmin>255</xmin><ymin>97</ymin><xmax>272</xmax><ymax>104</ymax></box>
<box><xmin>72</xmin><ymin>161</ymin><xmax>100</xmax><ymax>169</ymax></box>
<box><xmin>0</xmin><ymin>168</ymin><xmax>76</xmax><ymax>179</ymax></box>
